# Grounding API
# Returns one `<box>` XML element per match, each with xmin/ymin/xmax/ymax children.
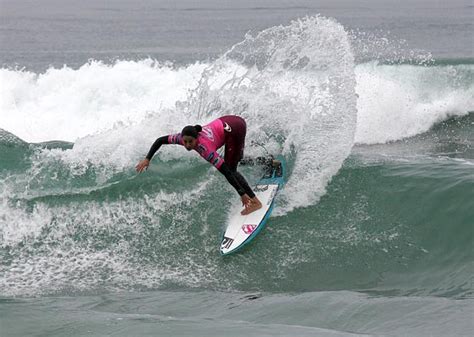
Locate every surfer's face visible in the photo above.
<box><xmin>183</xmin><ymin>136</ymin><xmax>197</xmax><ymax>151</ymax></box>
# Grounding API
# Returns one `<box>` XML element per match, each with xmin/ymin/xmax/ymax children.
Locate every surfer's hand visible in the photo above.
<box><xmin>136</xmin><ymin>159</ymin><xmax>150</xmax><ymax>173</ymax></box>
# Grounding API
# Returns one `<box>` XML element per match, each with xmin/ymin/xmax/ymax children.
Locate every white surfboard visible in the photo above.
<box><xmin>220</xmin><ymin>157</ymin><xmax>285</xmax><ymax>255</ymax></box>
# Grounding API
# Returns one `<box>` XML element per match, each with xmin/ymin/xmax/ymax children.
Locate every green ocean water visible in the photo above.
<box><xmin>1</xmin><ymin>114</ymin><xmax>473</xmax><ymax>336</ymax></box>
<box><xmin>1</xmin><ymin>7</ymin><xmax>473</xmax><ymax>336</ymax></box>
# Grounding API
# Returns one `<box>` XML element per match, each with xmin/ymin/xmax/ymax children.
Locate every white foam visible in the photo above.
<box><xmin>0</xmin><ymin>179</ymin><xmax>213</xmax><ymax>296</ymax></box>
<box><xmin>0</xmin><ymin>60</ymin><xmax>207</xmax><ymax>143</ymax></box>
<box><xmin>355</xmin><ymin>62</ymin><xmax>473</xmax><ymax>144</ymax></box>
<box><xmin>0</xmin><ymin>39</ymin><xmax>471</xmax><ymax>149</ymax></box>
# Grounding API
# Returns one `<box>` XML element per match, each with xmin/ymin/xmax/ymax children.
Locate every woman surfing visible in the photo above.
<box><xmin>136</xmin><ymin>115</ymin><xmax>263</xmax><ymax>215</ymax></box>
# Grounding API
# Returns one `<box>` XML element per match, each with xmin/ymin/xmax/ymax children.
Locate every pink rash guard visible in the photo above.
<box><xmin>144</xmin><ymin>115</ymin><xmax>255</xmax><ymax>197</ymax></box>
<box><xmin>167</xmin><ymin>118</ymin><xmax>226</xmax><ymax>169</ymax></box>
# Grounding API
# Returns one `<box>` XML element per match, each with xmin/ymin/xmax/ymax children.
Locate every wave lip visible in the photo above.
<box><xmin>0</xmin><ymin>60</ymin><xmax>207</xmax><ymax>143</ymax></box>
<box><xmin>355</xmin><ymin>62</ymin><xmax>474</xmax><ymax>144</ymax></box>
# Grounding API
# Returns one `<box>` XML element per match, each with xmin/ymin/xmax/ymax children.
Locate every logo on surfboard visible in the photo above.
<box><xmin>254</xmin><ymin>185</ymin><xmax>268</xmax><ymax>192</ymax></box>
<box><xmin>221</xmin><ymin>237</ymin><xmax>234</xmax><ymax>249</ymax></box>
<box><xmin>242</xmin><ymin>224</ymin><xmax>257</xmax><ymax>235</ymax></box>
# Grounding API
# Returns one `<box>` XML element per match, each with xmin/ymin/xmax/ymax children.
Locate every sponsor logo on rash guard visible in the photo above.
<box><xmin>202</xmin><ymin>126</ymin><xmax>214</xmax><ymax>141</ymax></box>
<box><xmin>223</xmin><ymin>122</ymin><xmax>232</xmax><ymax>133</ymax></box>
<box><xmin>196</xmin><ymin>144</ymin><xmax>207</xmax><ymax>155</ymax></box>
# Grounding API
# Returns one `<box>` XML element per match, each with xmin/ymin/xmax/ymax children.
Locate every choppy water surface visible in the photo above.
<box><xmin>1</xmin><ymin>1</ymin><xmax>473</xmax><ymax>336</ymax></box>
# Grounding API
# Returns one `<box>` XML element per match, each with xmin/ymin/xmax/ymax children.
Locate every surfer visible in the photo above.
<box><xmin>136</xmin><ymin>115</ymin><xmax>263</xmax><ymax>215</ymax></box>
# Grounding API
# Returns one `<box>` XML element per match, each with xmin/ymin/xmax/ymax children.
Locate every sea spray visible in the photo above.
<box><xmin>180</xmin><ymin>16</ymin><xmax>358</xmax><ymax>212</ymax></box>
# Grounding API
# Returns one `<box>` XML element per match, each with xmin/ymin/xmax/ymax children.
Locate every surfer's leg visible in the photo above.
<box><xmin>220</xmin><ymin>115</ymin><xmax>246</xmax><ymax>170</ymax></box>
<box><xmin>234</xmin><ymin>169</ymin><xmax>262</xmax><ymax>215</ymax></box>
<box><xmin>220</xmin><ymin>116</ymin><xmax>262</xmax><ymax>215</ymax></box>
<box><xmin>233</xmin><ymin>171</ymin><xmax>254</xmax><ymax>197</ymax></box>
<box><xmin>220</xmin><ymin>117</ymin><xmax>253</xmax><ymax>195</ymax></box>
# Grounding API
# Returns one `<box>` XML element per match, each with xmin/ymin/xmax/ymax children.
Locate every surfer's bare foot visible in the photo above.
<box><xmin>241</xmin><ymin>197</ymin><xmax>262</xmax><ymax>215</ymax></box>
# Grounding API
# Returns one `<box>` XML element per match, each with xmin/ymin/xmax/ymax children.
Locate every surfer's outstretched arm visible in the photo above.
<box><xmin>145</xmin><ymin>136</ymin><xmax>171</xmax><ymax>160</ymax></box>
<box><xmin>136</xmin><ymin>135</ymin><xmax>170</xmax><ymax>172</ymax></box>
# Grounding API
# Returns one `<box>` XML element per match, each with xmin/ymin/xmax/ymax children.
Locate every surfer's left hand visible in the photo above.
<box><xmin>136</xmin><ymin>159</ymin><xmax>150</xmax><ymax>173</ymax></box>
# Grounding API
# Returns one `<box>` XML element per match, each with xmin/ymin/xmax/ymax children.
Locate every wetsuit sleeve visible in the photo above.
<box><xmin>145</xmin><ymin>136</ymin><xmax>170</xmax><ymax>160</ymax></box>
<box><xmin>167</xmin><ymin>133</ymin><xmax>184</xmax><ymax>145</ymax></box>
<box><xmin>218</xmin><ymin>162</ymin><xmax>255</xmax><ymax>198</ymax></box>
<box><xmin>145</xmin><ymin>133</ymin><xmax>184</xmax><ymax>160</ymax></box>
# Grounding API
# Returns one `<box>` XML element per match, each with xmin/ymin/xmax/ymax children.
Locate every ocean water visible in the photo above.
<box><xmin>1</xmin><ymin>1</ymin><xmax>473</xmax><ymax>336</ymax></box>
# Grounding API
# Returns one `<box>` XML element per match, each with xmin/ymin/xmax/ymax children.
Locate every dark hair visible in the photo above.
<box><xmin>181</xmin><ymin>125</ymin><xmax>202</xmax><ymax>138</ymax></box>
